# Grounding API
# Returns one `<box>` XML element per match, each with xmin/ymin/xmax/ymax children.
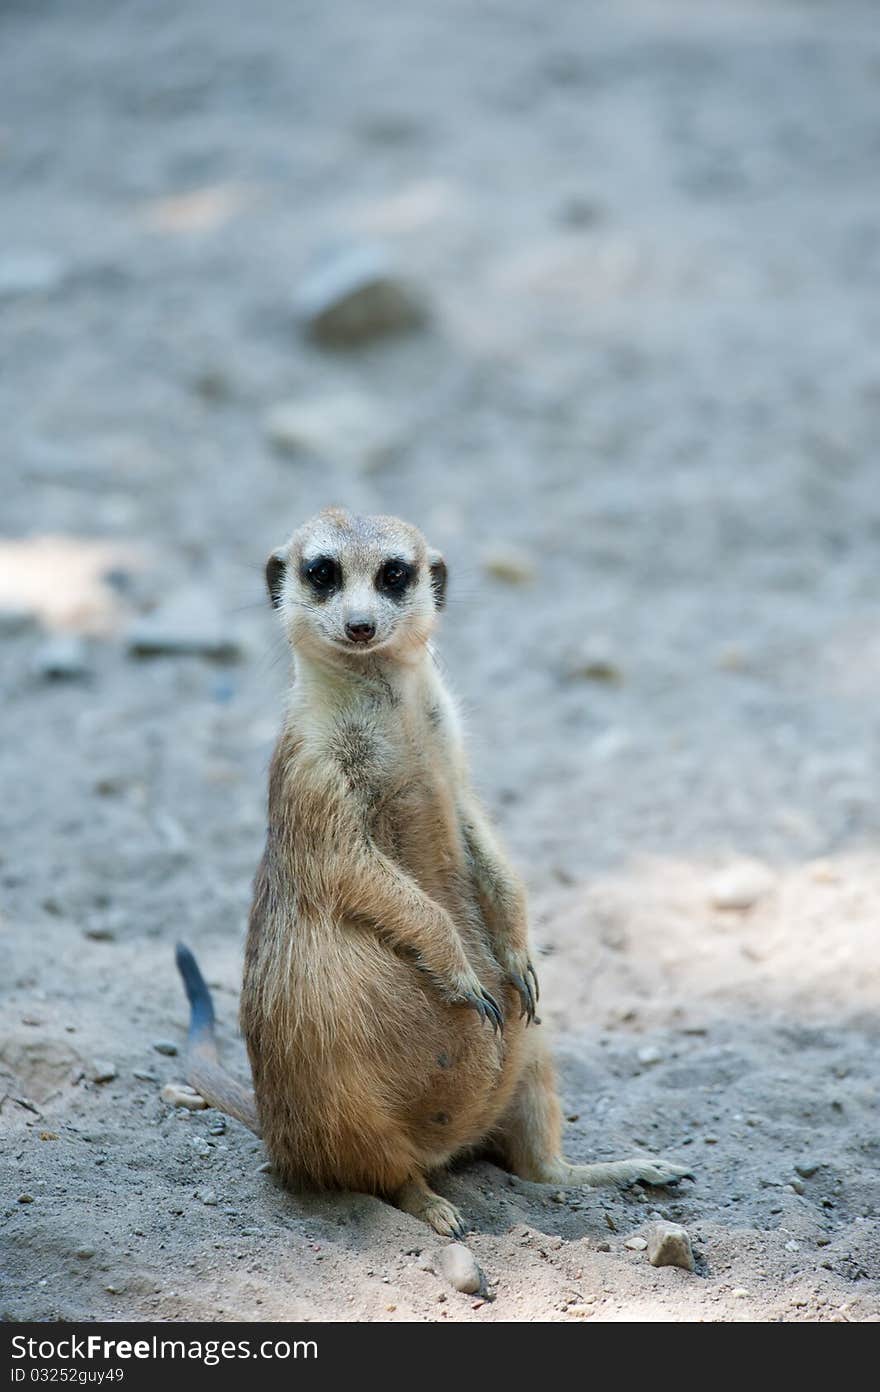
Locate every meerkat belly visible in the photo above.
<box><xmin>254</xmin><ymin>913</ymin><xmax>521</xmax><ymax>1190</ymax></box>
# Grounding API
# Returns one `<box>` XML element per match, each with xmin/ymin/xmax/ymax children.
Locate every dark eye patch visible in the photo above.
<box><xmin>301</xmin><ymin>554</ymin><xmax>341</xmax><ymax>599</ymax></box>
<box><xmin>376</xmin><ymin>557</ymin><xmax>415</xmax><ymax>598</ymax></box>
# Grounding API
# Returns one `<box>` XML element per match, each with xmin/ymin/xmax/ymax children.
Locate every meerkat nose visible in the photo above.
<box><xmin>345</xmin><ymin>618</ymin><xmax>376</xmax><ymax>644</ymax></box>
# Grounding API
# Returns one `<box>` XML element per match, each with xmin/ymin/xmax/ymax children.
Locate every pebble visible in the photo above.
<box><xmin>0</xmin><ymin>252</ymin><xmax>66</xmax><ymax>298</ymax></box>
<box><xmin>0</xmin><ymin>606</ymin><xmax>38</xmax><ymax>637</ymax></box>
<box><xmin>127</xmin><ymin>596</ymin><xmax>243</xmax><ymax>662</ymax></box>
<box><xmin>595</xmin><ymin>1241</ymin><xmax>611</xmax><ymax>1253</ymax></box>
<box><xmin>637</xmin><ymin>1044</ymin><xmax>663</xmax><ymax>1066</ymax></box>
<box><xmin>296</xmin><ymin>243</ymin><xmax>427</xmax><ymax>346</ymax></box>
<box><xmin>31</xmin><ymin>635</ymin><xmax>91</xmax><ymax>682</ymax></box>
<box><xmin>438</xmin><ymin>1243</ymin><xmax>485</xmax><ymax>1295</ymax></box>
<box><xmin>197</xmin><ymin>1189</ymin><xmax>218</xmax><ymax>1206</ymax></box>
<box><xmin>784</xmin><ymin>1240</ymin><xmax>800</xmax><ymax>1253</ymax></box>
<box><xmin>795</xmin><ymin>1161</ymin><xmax>820</xmax><ymax>1178</ymax></box>
<box><xmin>133</xmin><ymin>1069</ymin><xmax>158</xmax><ymax>1083</ymax></box>
<box><xmin>716</xmin><ymin>643</ymin><xmax>751</xmax><ymax>672</ymax></box>
<box><xmin>90</xmin><ymin>1060</ymin><xmax>118</xmax><ymax>1084</ymax></box>
<box><xmin>18</xmin><ymin>1194</ymin><xmax>35</xmax><ymax>1204</ymax></box>
<box><xmin>646</xmin><ymin>1222</ymin><xmax>695</xmax><ymax>1272</ymax></box>
<box><xmin>264</xmin><ymin>391</ymin><xmax>401</xmax><ymax>472</ymax></box>
<box><xmin>160</xmin><ymin>1083</ymin><xmax>207</xmax><ymax>1111</ymax></box>
<box><xmin>208</xmin><ymin>1117</ymin><xmax>226</xmax><ymax>1136</ymax></box>
<box><xmin>808</xmin><ymin>860</ymin><xmax>839</xmax><ymax>884</ymax></box>
<box><xmin>482</xmin><ymin>545</ymin><xmax>536</xmax><ymax>584</ymax></box>
<box><xmin>732</xmin><ymin>1287</ymin><xmax>749</xmax><ymax>1299</ymax></box>
<box><xmin>74</xmin><ymin>1247</ymin><xmax>95</xmax><ymax>1259</ymax></box>
<box><xmin>560</xmin><ymin>637</ymin><xmax>623</xmax><ymax>684</ymax></box>
<box><xmin>624</xmin><ymin>1235</ymin><xmax>648</xmax><ymax>1251</ymax></box>
<box><xmin>709</xmin><ymin>861</ymin><xmax>775</xmax><ymax>911</ymax></box>
<box><xmin>152</xmin><ymin>1040</ymin><xmax>178</xmax><ymax>1057</ymax></box>
<box><xmin>789</xmin><ymin>1179</ymin><xmax>806</xmax><ymax>1195</ymax></box>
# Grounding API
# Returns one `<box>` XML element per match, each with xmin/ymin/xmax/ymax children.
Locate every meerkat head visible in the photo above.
<box><xmin>265</xmin><ymin>508</ymin><xmax>447</xmax><ymax>665</ymax></box>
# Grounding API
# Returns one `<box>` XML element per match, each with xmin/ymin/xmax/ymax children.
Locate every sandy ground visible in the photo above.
<box><xmin>2</xmin><ymin>0</ymin><xmax>879</xmax><ymax>1323</ymax></box>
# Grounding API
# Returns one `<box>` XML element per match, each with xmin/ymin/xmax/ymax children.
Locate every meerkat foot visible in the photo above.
<box><xmin>394</xmin><ymin>1176</ymin><xmax>466</xmax><ymax>1238</ymax></box>
<box><xmin>542</xmin><ymin>1157</ymin><xmax>695</xmax><ymax>1189</ymax></box>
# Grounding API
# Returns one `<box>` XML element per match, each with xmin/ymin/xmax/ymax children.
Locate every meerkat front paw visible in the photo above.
<box><xmin>445</xmin><ymin>970</ymin><xmax>504</xmax><ymax>1033</ymax></box>
<box><xmin>502</xmin><ymin>950</ymin><xmax>539</xmax><ymax>1024</ymax></box>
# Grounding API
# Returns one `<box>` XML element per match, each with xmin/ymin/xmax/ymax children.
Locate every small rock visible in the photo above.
<box><xmin>567</xmin><ymin>1303</ymin><xmax>592</xmax><ymax>1318</ymax></box>
<box><xmin>789</xmin><ymin>1179</ymin><xmax>806</xmax><ymax>1195</ymax></box>
<box><xmin>152</xmin><ymin>1040</ymin><xmax>178</xmax><ymax>1057</ymax></box>
<box><xmin>482</xmin><ymin>545</ymin><xmax>536</xmax><ymax>584</ymax></box>
<box><xmin>208</xmin><ymin>1117</ymin><xmax>226</xmax><ymax>1136</ymax></box>
<box><xmin>808</xmin><ymin>860</ymin><xmax>839</xmax><ymax>885</ymax></box>
<box><xmin>637</xmin><ymin>1045</ymin><xmax>663</xmax><ymax>1066</ymax></box>
<box><xmin>559</xmin><ymin>196</ymin><xmax>603</xmax><ymax>228</ymax></box>
<box><xmin>74</xmin><ymin>1247</ymin><xmax>95</xmax><ymax>1259</ymax></box>
<box><xmin>197</xmin><ymin>1189</ymin><xmax>218</xmax><ymax>1206</ymax></box>
<box><xmin>595</xmin><ymin>1241</ymin><xmax>611</xmax><ymax>1253</ymax></box>
<box><xmin>0</xmin><ymin>252</ymin><xmax>65</xmax><ymax>298</ymax></box>
<box><xmin>438</xmin><ymin>1242</ymin><xmax>485</xmax><ymax>1295</ymax></box>
<box><xmin>560</xmin><ymin>637</ymin><xmax>623</xmax><ymax>684</ymax></box>
<box><xmin>90</xmin><ymin>1060</ymin><xmax>118</xmax><ymax>1084</ymax></box>
<box><xmin>264</xmin><ymin>391</ymin><xmax>401</xmax><ymax>472</ymax></box>
<box><xmin>0</xmin><ymin>607</ymin><xmax>38</xmax><ymax>637</ymax></box>
<box><xmin>257</xmin><ymin>1160</ymin><xmax>273</xmax><ymax>1173</ymax></box>
<box><xmin>160</xmin><ymin>1083</ymin><xmax>207</xmax><ymax>1111</ymax></box>
<box><xmin>32</xmin><ymin>635</ymin><xmax>91</xmax><ymax>682</ymax></box>
<box><xmin>127</xmin><ymin>595</ymin><xmax>243</xmax><ymax>662</ymax></box>
<box><xmin>191</xmin><ymin>367</ymin><xmax>232</xmax><ymax>402</ymax></box>
<box><xmin>716</xmin><ymin>643</ymin><xmax>751</xmax><ymax>672</ymax></box>
<box><xmin>709</xmin><ymin>861</ymin><xmax>774</xmax><ymax>911</ymax></box>
<box><xmin>784</xmin><ymin>1240</ymin><xmax>800</xmax><ymax>1253</ymax></box>
<box><xmin>732</xmin><ymin>1287</ymin><xmax>749</xmax><ymax>1299</ymax></box>
<box><xmin>415</xmin><ymin>1253</ymin><xmax>436</xmax><ymax>1273</ymax></box>
<box><xmin>624</xmin><ymin>1235</ymin><xmax>648</xmax><ymax>1251</ymax></box>
<box><xmin>646</xmin><ymin>1222</ymin><xmax>695</xmax><ymax>1271</ymax></box>
<box><xmin>18</xmin><ymin>1194</ymin><xmax>35</xmax><ymax>1204</ymax></box>
<box><xmin>296</xmin><ymin>243</ymin><xmax>427</xmax><ymax>347</ymax></box>
<box><xmin>133</xmin><ymin>1069</ymin><xmax>158</xmax><ymax>1083</ymax></box>
<box><xmin>795</xmin><ymin>1161</ymin><xmax>820</xmax><ymax>1178</ymax></box>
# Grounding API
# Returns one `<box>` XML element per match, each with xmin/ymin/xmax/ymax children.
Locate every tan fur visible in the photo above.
<box><xmin>232</xmin><ymin>509</ymin><xmax>692</xmax><ymax>1234</ymax></box>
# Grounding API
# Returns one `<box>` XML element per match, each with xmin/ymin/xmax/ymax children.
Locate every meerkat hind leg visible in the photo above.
<box><xmin>394</xmin><ymin>1173</ymin><xmax>466</xmax><ymax>1239</ymax></box>
<box><xmin>497</xmin><ymin>1036</ymin><xmax>694</xmax><ymax>1190</ymax></box>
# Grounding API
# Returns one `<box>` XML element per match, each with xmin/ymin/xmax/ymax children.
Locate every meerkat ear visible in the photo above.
<box><xmin>428</xmin><ymin>549</ymin><xmax>447</xmax><ymax>610</ymax></box>
<box><xmin>265</xmin><ymin>549</ymin><xmax>287</xmax><ymax>610</ymax></box>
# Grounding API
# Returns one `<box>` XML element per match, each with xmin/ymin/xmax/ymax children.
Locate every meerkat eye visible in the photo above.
<box><xmin>377</xmin><ymin>559</ymin><xmax>414</xmax><ymax>595</ymax></box>
<box><xmin>302</xmin><ymin>556</ymin><xmax>340</xmax><ymax>596</ymax></box>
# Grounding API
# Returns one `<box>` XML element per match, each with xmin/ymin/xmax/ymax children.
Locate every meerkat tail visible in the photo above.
<box><xmin>174</xmin><ymin>943</ymin><xmax>262</xmax><ymax>1136</ymax></box>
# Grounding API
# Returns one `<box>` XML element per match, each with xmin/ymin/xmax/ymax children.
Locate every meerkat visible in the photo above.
<box><xmin>176</xmin><ymin>507</ymin><xmax>692</xmax><ymax>1236</ymax></box>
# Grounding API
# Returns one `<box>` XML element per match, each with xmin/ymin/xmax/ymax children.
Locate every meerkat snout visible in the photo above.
<box><xmin>266</xmin><ymin>508</ymin><xmax>447</xmax><ymax>663</ymax></box>
<box><xmin>344</xmin><ymin>616</ymin><xmax>377</xmax><ymax>644</ymax></box>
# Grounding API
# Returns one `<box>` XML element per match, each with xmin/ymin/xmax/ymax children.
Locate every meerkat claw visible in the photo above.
<box><xmin>510</xmin><ymin>972</ymin><xmax>536</xmax><ymax>1023</ymax></box>
<box><xmin>468</xmin><ymin>989</ymin><xmax>504</xmax><ymax>1033</ymax></box>
<box><xmin>526</xmin><ymin>960</ymin><xmax>540</xmax><ymax>1003</ymax></box>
